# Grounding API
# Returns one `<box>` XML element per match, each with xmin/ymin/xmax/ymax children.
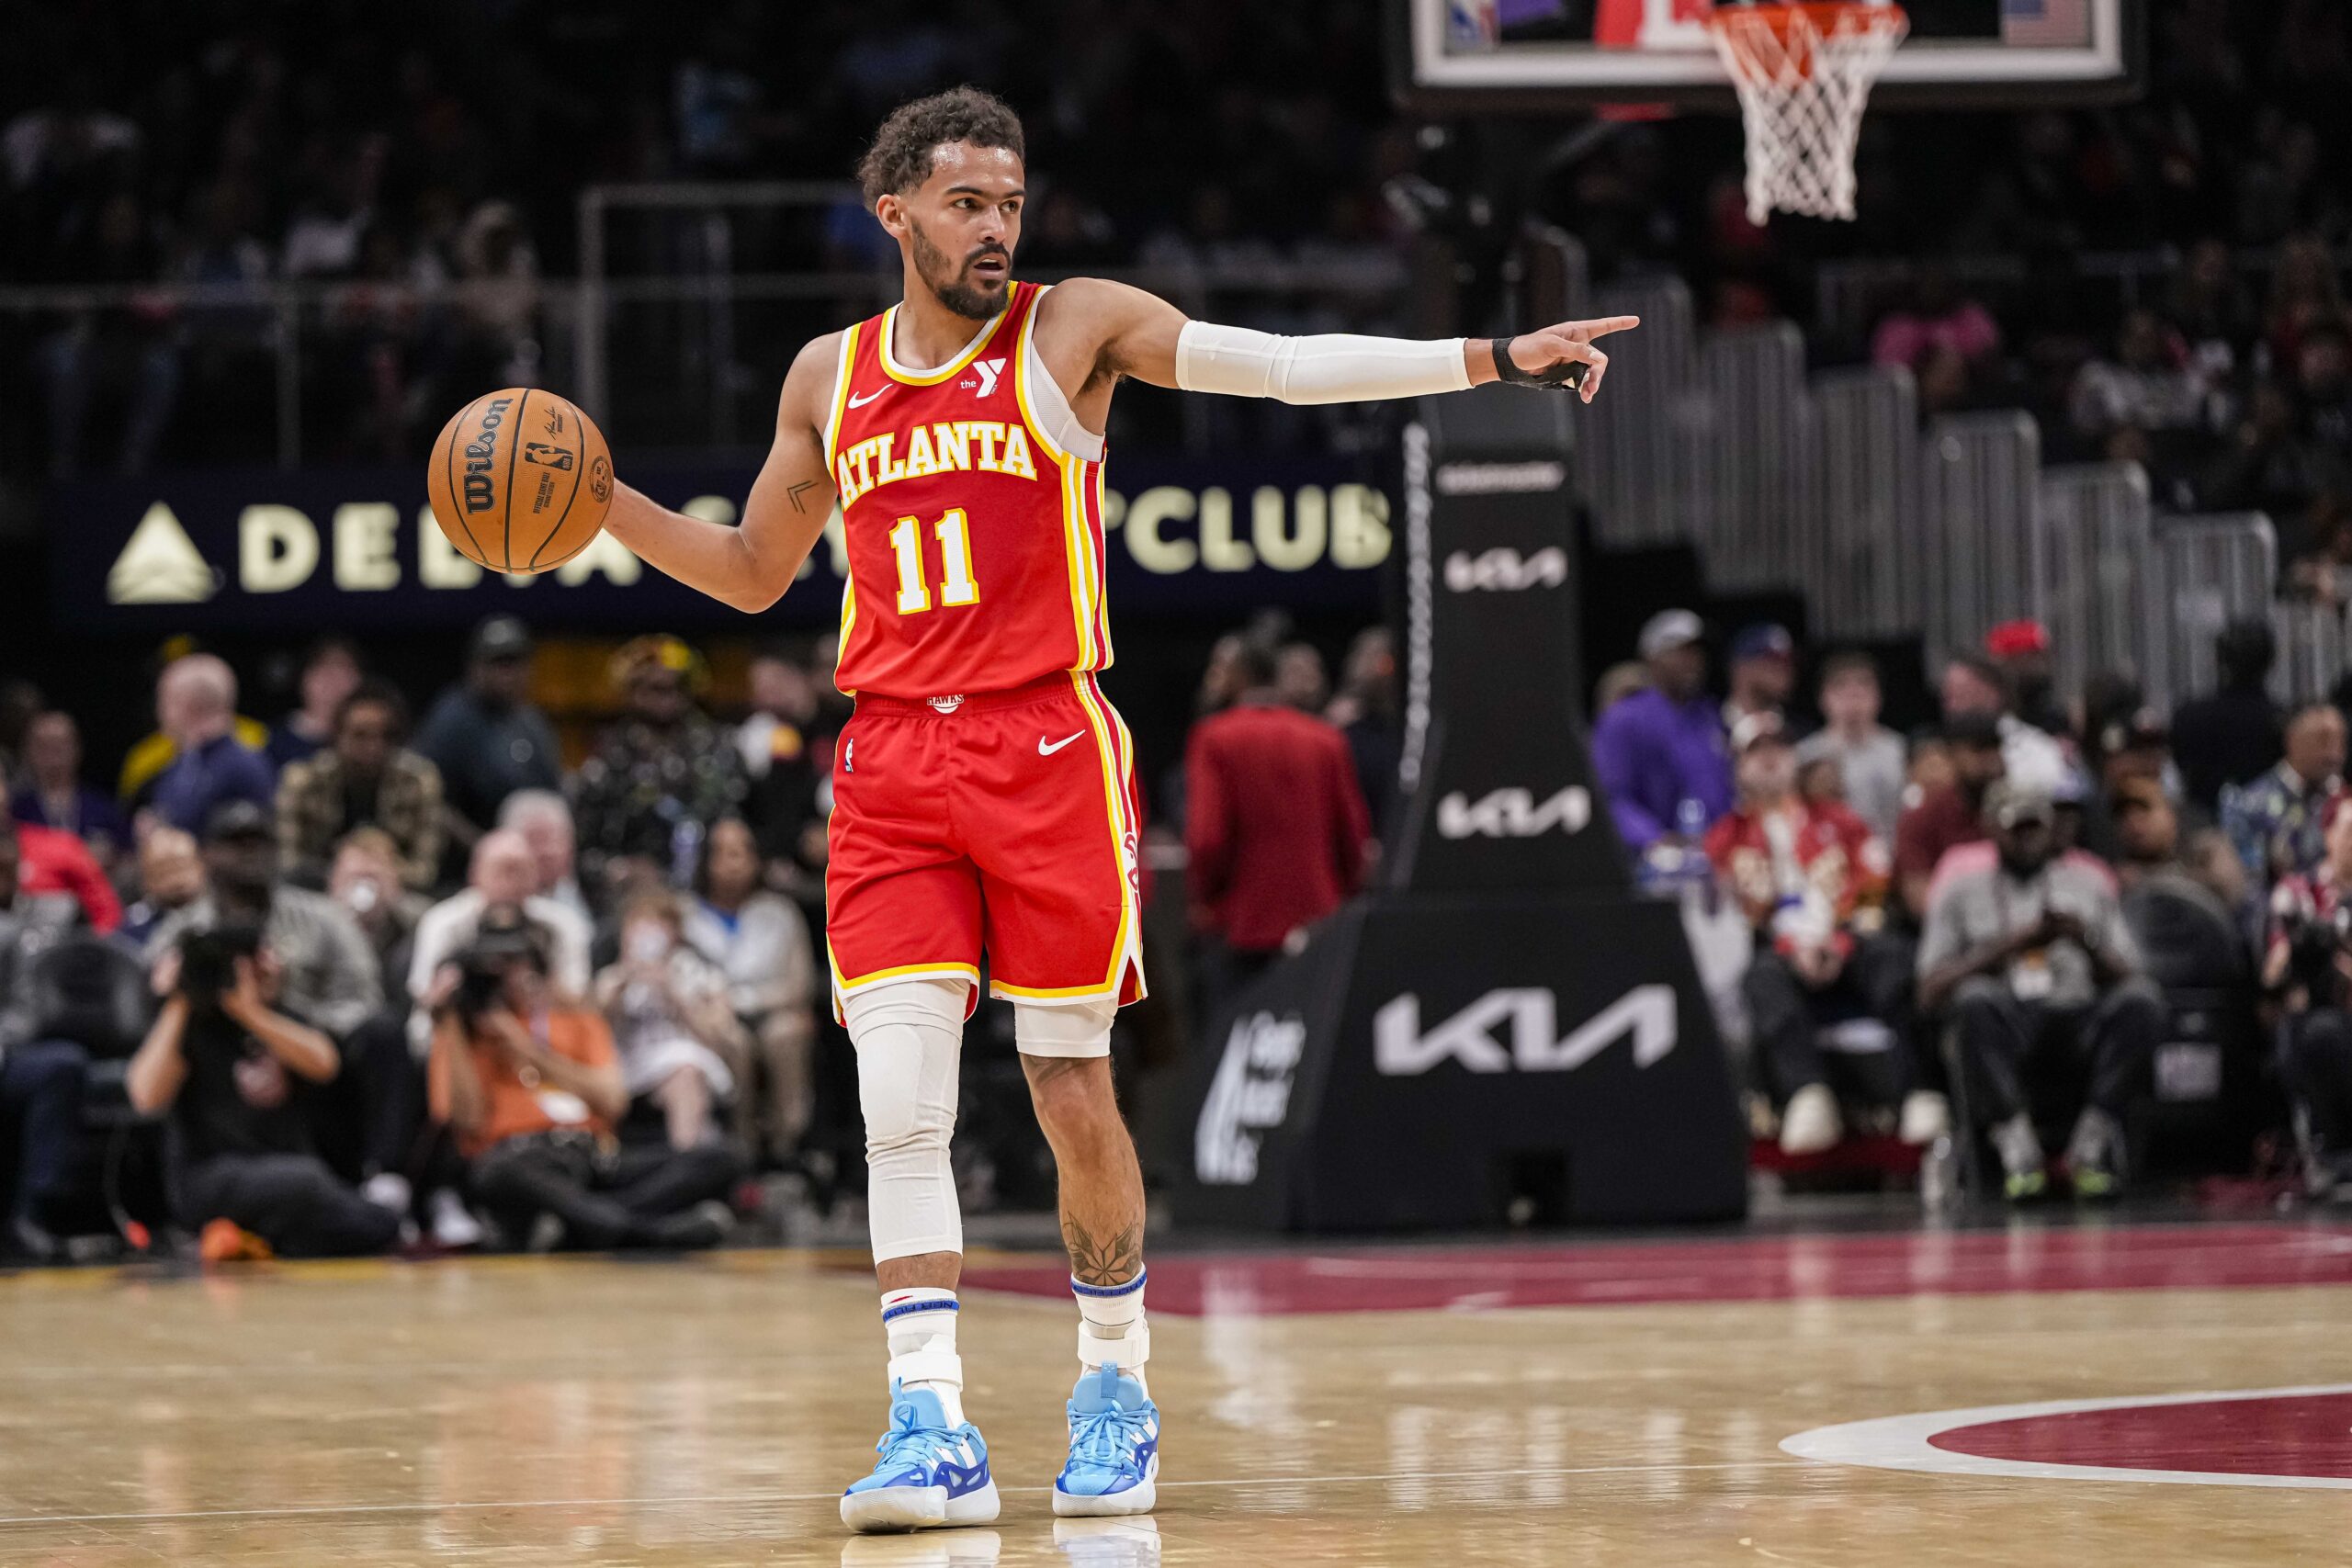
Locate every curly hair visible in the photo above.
<box><xmin>856</xmin><ymin>86</ymin><xmax>1025</xmax><ymax>209</ymax></box>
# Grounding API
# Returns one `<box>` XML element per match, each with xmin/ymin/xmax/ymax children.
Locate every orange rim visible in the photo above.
<box><xmin>1704</xmin><ymin>1</ymin><xmax>1908</xmax><ymax>40</ymax></box>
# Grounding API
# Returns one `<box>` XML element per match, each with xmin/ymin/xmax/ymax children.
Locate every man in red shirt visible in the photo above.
<box><xmin>1184</xmin><ymin>641</ymin><xmax>1372</xmax><ymax>1011</ymax></box>
<box><xmin>1894</xmin><ymin>712</ymin><xmax>2005</xmax><ymax>922</ymax></box>
<box><xmin>1707</xmin><ymin>714</ymin><xmax>1921</xmax><ymax>1154</ymax></box>
<box><xmin>10</xmin><ymin>818</ymin><xmax>119</xmax><ymax>934</ymax></box>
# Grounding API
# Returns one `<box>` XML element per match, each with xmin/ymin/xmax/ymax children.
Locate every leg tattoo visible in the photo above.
<box><xmin>1063</xmin><ymin>1217</ymin><xmax>1143</xmax><ymax>1288</ymax></box>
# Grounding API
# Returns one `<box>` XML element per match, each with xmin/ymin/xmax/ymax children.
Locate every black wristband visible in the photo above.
<box><xmin>1488</xmin><ymin>335</ymin><xmax>1585</xmax><ymax>391</ymax></box>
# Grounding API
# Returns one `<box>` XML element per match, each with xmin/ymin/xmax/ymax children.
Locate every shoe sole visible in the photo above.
<box><xmin>841</xmin><ymin>1480</ymin><xmax>1001</xmax><ymax>1533</ymax></box>
<box><xmin>1053</xmin><ymin>1459</ymin><xmax>1159</xmax><ymax>1517</ymax></box>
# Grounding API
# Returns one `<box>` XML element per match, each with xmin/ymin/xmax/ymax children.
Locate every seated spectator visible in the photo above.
<box><xmin>145</xmin><ymin>654</ymin><xmax>276</xmax><ymax>838</ymax></box>
<box><xmin>1795</xmin><ymin>651</ymin><xmax>1906</xmax><ymax>842</ymax></box>
<box><xmin>1894</xmin><ymin>713</ymin><xmax>2005</xmax><ymax>921</ymax></box>
<box><xmin>1705</xmin><ymin>715</ymin><xmax>1928</xmax><ymax>1155</ymax></box>
<box><xmin>1983</xmin><ymin>621</ymin><xmax>2071</xmax><ymax>741</ymax></box>
<box><xmin>572</xmin><ymin>637</ymin><xmax>747</xmax><ymax>895</ymax></box>
<box><xmin>122</xmin><ymin>826</ymin><xmax>205</xmax><ymax>949</ymax></box>
<box><xmin>2110</xmin><ymin>778</ymin><xmax>2253</xmax><ymax>991</ymax></box>
<box><xmin>329</xmin><ymin>828</ymin><xmax>424</xmax><ymax>1002</ymax></box>
<box><xmin>1275</xmin><ymin>642</ymin><xmax>1330</xmax><ymax>713</ymax></box>
<box><xmin>1940</xmin><ymin>652</ymin><xmax>2073</xmax><ymax>796</ymax></box>
<box><xmin>427</xmin><ymin>910</ymin><xmax>735</xmax><ymax>1250</ymax></box>
<box><xmin>733</xmin><ymin>647</ymin><xmax>831</xmax><ymax>884</ymax></box>
<box><xmin>11</xmin><ymin>711</ymin><xmax>130</xmax><ymax>871</ymax></box>
<box><xmin>496</xmin><ymin>789</ymin><xmax>591</xmax><ymax>922</ymax></box>
<box><xmin>116</xmin><ymin>647</ymin><xmax>272</xmax><ymax>813</ymax></box>
<box><xmin>2222</xmin><ymin>700</ymin><xmax>2345</xmax><ymax>886</ymax></box>
<box><xmin>1591</xmin><ymin>610</ymin><xmax>1734</xmax><ymax>853</ymax></box>
<box><xmin>2264</xmin><ymin>794</ymin><xmax>2352</xmax><ymax>1202</ymax></box>
<box><xmin>1724</xmin><ymin>624</ymin><xmax>1794</xmax><ymax>731</ymax></box>
<box><xmin>126</xmin><ymin>925</ymin><xmax>401</xmax><ymax>1258</ymax></box>
<box><xmin>413</xmin><ymin>617</ymin><xmax>563</xmax><ymax>875</ymax></box>
<box><xmin>1918</xmin><ymin>782</ymin><xmax>2165</xmax><ymax>1202</ymax></box>
<box><xmin>277</xmin><ymin>680</ymin><xmax>444</xmax><ymax>891</ymax></box>
<box><xmin>2172</xmin><ymin>619</ymin><xmax>2284</xmax><ymax>816</ymax></box>
<box><xmin>0</xmin><ymin>825</ymin><xmax>94</xmax><ymax>1258</ymax></box>
<box><xmin>2068</xmin><ymin>308</ymin><xmax>2207</xmax><ymax>446</ymax></box>
<box><xmin>266</xmin><ymin>637</ymin><xmax>362</xmax><ymax>769</ymax></box>
<box><xmin>11</xmin><ymin>818</ymin><xmax>120</xmax><ymax>934</ymax></box>
<box><xmin>1869</xmin><ymin>266</ymin><xmax>2001</xmax><ymax>376</ymax></box>
<box><xmin>684</xmin><ymin>817</ymin><xmax>817</xmax><ymax>1168</ymax></box>
<box><xmin>147</xmin><ymin>804</ymin><xmax>384</xmax><ymax>1040</ymax></box>
<box><xmin>407</xmin><ymin>829</ymin><xmax>594</xmax><ymax>1050</ymax></box>
<box><xmin>594</xmin><ymin>893</ymin><xmax>748</xmax><ymax>1152</ymax></box>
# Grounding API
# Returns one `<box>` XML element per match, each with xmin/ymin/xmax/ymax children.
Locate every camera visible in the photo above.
<box><xmin>448</xmin><ymin>909</ymin><xmax>548</xmax><ymax>1022</ymax></box>
<box><xmin>177</xmin><ymin>923</ymin><xmax>264</xmax><ymax>1011</ymax></box>
<box><xmin>2287</xmin><ymin>901</ymin><xmax>2352</xmax><ymax>1007</ymax></box>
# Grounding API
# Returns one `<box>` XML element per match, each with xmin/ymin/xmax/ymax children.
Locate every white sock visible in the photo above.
<box><xmin>882</xmin><ymin>1287</ymin><xmax>965</xmax><ymax>1425</ymax></box>
<box><xmin>1074</xmin><ymin>1269</ymin><xmax>1149</xmax><ymax>1395</ymax></box>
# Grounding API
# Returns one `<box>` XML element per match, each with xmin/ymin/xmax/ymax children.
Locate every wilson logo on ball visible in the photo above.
<box><xmin>461</xmin><ymin>396</ymin><xmax>514</xmax><ymax>513</ymax></box>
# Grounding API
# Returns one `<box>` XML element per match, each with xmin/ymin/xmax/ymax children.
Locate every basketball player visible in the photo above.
<box><xmin>599</xmin><ymin>87</ymin><xmax>1636</xmax><ymax>1533</ymax></box>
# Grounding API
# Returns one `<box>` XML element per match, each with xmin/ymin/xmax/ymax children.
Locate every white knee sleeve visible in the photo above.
<box><xmin>1014</xmin><ymin>994</ymin><xmax>1119</xmax><ymax>1059</ymax></box>
<box><xmin>846</xmin><ymin>977</ymin><xmax>969</xmax><ymax>1263</ymax></box>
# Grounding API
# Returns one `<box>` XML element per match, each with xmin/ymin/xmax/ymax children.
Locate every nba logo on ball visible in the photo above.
<box><xmin>1448</xmin><ymin>0</ymin><xmax>1499</xmax><ymax>48</ymax></box>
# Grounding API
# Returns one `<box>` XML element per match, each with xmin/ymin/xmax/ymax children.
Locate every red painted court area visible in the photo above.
<box><xmin>961</xmin><ymin>1222</ymin><xmax>2352</xmax><ymax>1314</ymax></box>
<box><xmin>1931</xmin><ymin>1391</ymin><xmax>2352</xmax><ymax>1480</ymax></box>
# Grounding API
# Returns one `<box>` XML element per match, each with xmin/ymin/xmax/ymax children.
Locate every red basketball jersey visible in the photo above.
<box><xmin>823</xmin><ymin>280</ymin><xmax>1112</xmax><ymax>699</ymax></box>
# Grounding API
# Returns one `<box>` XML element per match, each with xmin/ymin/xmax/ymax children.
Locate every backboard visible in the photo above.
<box><xmin>1391</xmin><ymin>0</ymin><xmax>2143</xmax><ymax>112</ymax></box>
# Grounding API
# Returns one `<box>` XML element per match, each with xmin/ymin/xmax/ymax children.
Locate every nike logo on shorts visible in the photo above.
<box><xmin>847</xmin><ymin>389</ymin><xmax>885</xmax><ymax>408</ymax></box>
<box><xmin>1039</xmin><ymin>730</ymin><xmax>1086</xmax><ymax>756</ymax></box>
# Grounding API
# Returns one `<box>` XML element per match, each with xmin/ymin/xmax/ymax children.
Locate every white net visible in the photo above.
<box><xmin>1706</xmin><ymin>2</ymin><xmax>1908</xmax><ymax>224</ymax></box>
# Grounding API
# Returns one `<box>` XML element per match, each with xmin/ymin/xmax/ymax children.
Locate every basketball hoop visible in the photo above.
<box><xmin>1704</xmin><ymin>0</ymin><xmax>1908</xmax><ymax>224</ymax></box>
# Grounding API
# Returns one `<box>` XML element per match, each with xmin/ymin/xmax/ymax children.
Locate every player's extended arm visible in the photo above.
<box><xmin>1057</xmin><ymin>276</ymin><xmax>1638</xmax><ymax>405</ymax></box>
<box><xmin>601</xmin><ymin>333</ymin><xmax>842</xmax><ymax>614</ymax></box>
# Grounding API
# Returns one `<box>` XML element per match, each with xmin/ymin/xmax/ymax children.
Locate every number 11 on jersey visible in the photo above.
<box><xmin>888</xmin><ymin>508</ymin><xmax>979</xmax><ymax>615</ymax></box>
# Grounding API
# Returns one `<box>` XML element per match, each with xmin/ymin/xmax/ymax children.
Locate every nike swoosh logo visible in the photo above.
<box><xmin>1039</xmin><ymin>731</ymin><xmax>1087</xmax><ymax>756</ymax></box>
<box><xmin>847</xmin><ymin>389</ymin><xmax>885</xmax><ymax>408</ymax></box>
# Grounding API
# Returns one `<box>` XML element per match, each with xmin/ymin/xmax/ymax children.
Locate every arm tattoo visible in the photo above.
<box><xmin>785</xmin><ymin>479</ymin><xmax>822</xmax><ymax>514</ymax></box>
<box><xmin>1062</xmin><ymin>1218</ymin><xmax>1143</xmax><ymax>1288</ymax></box>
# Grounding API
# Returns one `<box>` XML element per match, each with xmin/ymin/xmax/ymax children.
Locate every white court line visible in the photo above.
<box><xmin>0</xmin><ymin>1461</ymin><xmax>1807</xmax><ymax>1529</ymax></box>
<box><xmin>1782</xmin><ymin>1382</ymin><xmax>2352</xmax><ymax>1491</ymax></box>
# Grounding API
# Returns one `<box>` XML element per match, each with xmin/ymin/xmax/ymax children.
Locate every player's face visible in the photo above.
<box><xmin>883</xmin><ymin>141</ymin><xmax>1024</xmax><ymax>321</ymax></box>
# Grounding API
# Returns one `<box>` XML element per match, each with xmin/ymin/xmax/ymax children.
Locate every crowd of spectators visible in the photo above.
<box><xmin>1595</xmin><ymin>607</ymin><xmax>2352</xmax><ymax>1206</ymax></box>
<box><xmin>0</xmin><ymin>0</ymin><xmax>1402</xmax><ymax>475</ymax></box>
<box><xmin>0</xmin><ymin>615</ymin><xmax>836</xmax><ymax>1263</ymax></box>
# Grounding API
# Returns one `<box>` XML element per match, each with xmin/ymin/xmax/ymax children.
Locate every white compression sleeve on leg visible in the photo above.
<box><xmin>845</xmin><ymin>976</ymin><xmax>969</xmax><ymax>1262</ymax></box>
<box><xmin>1012</xmin><ymin>994</ymin><xmax>1119</xmax><ymax>1058</ymax></box>
<box><xmin>1175</xmin><ymin>320</ymin><xmax>1472</xmax><ymax>405</ymax></box>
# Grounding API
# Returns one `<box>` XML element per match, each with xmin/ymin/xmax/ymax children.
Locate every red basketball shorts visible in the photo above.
<box><xmin>825</xmin><ymin>671</ymin><xmax>1148</xmax><ymax>1019</ymax></box>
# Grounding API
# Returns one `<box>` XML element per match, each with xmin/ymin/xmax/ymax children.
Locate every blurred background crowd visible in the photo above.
<box><xmin>5</xmin><ymin>0</ymin><xmax>2352</xmax><ymax>1261</ymax></box>
<box><xmin>6</xmin><ymin>596</ymin><xmax>2352</xmax><ymax>1266</ymax></box>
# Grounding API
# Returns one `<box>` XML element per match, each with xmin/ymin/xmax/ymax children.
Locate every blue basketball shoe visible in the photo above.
<box><xmin>841</xmin><ymin>1384</ymin><xmax>1001</xmax><ymax>1533</ymax></box>
<box><xmin>1052</xmin><ymin>1364</ymin><xmax>1159</xmax><ymax>1517</ymax></box>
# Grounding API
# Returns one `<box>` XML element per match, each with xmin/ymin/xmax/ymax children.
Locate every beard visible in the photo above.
<box><xmin>910</xmin><ymin>221</ymin><xmax>1011</xmax><ymax>320</ymax></box>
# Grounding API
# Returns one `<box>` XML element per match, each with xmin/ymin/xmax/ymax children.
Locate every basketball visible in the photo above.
<box><xmin>425</xmin><ymin>388</ymin><xmax>613</xmax><ymax>573</ymax></box>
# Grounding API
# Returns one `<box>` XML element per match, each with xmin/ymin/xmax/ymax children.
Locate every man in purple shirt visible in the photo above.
<box><xmin>146</xmin><ymin>655</ymin><xmax>276</xmax><ymax>837</ymax></box>
<box><xmin>1590</xmin><ymin>609</ymin><xmax>1734</xmax><ymax>852</ymax></box>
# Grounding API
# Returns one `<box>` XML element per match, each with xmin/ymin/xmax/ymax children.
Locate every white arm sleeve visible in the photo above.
<box><xmin>1175</xmin><ymin>321</ymin><xmax>1472</xmax><ymax>405</ymax></box>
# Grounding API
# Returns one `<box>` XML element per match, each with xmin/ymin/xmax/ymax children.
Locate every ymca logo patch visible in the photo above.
<box><xmin>966</xmin><ymin>357</ymin><xmax>1007</xmax><ymax>399</ymax></box>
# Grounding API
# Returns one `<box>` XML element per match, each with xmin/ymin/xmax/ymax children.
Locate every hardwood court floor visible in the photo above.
<box><xmin>0</xmin><ymin>1220</ymin><xmax>2346</xmax><ymax>1566</ymax></box>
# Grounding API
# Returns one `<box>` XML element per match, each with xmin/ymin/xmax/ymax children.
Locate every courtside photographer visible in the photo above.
<box><xmin>427</xmin><ymin>908</ymin><xmax>737</xmax><ymax>1250</ymax></box>
<box><xmin>126</xmin><ymin>923</ymin><xmax>401</xmax><ymax>1258</ymax></box>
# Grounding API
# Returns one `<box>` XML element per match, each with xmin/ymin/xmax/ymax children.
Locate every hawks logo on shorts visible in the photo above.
<box><xmin>820</xmin><ymin>281</ymin><xmax>1145</xmax><ymax>1016</ymax></box>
